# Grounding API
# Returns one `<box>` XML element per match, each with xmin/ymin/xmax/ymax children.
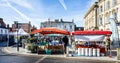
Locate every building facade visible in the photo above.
<box><xmin>12</xmin><ymin>21</ymin><xmax>32</xmax><ymax>33</ymax></box>
<box><xmin>84</xmin><ymin>0</ymin><xmax>120</xmax><ymax>32</ymax></box>
<box><xmin>40</xmin><ymin>19</ymin><xmax>76</xmax><ymax>32</ymax></box>
<box><xmin>0</xmin><ymin>18</ymin><xmax>9</xmax><ymax>42</ymax></box>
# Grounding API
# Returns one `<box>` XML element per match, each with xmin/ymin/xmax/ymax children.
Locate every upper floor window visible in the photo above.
<box><xmin>107</xmin><ymin>0</ymin><xmax>110</xmax><ymax>9</ymax></box>
<box><xmin>114</xmin><ymin>12</ymin><xmax>117</xmax><ymax>20</ymax></box>
<box><xmin>107</xmin><ymin>15</ymin><xmax>110</xmax><ymax>21</ymax></box>
<box><xmin>113</xmin><ymin>0</ymin><xmax>117</xmax><ymax>6</ymax></box>
<box><xmin>1</xmin><ymin>30</ymin><xmax>3</xmax><ymax>34</ymax></box>
<box><xmin>70</xmin><ymin>25</ymin><xmax>72</xmax><ymax>29</ymax></box>
<box><xmin>100</xmin><ymin>5</ymin><xmax>103</xmax><ymax>12</ymax></box>
<box><xmin>99</xmin><ymin>18</ymin><xmax>103</xmax><ymax>25</ymax></box>
<box><xmin>64</xmin><ymin>25</ymin><xmax>66</xmax><ymax>29</ymax></box>
<box><xmin>5</xmin><ymin>30</ymin><xmax>7</xmax><ymax>33</ymax></box>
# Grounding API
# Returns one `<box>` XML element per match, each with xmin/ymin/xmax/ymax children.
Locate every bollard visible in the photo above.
<box><xmin>85</xmin><ymin>48</ymin><xmax>88</xmax><ymax>56</ymax></box>
<box><xmin>81</xmin><ymin>48</ymin><xmax>84</xmax><ymax>56</ymax></box>
<box><xmin>88</xmin><ymin>48</ymin><xmax>92</xmax><ymax>56</ymax></box>
<box><xmin>78</xmin><ymin>48</ymin><xmax>81</xmax><ymax>55</ymax></box>
<box><xmin>93</xmin><ymin>48</ymin><xmax>96</xmax><ymax>57</ymax></box>
<box><xmin>97</xmin><ymin>48</ymin><xmax>100</xmax><ymax>57</ymax></box>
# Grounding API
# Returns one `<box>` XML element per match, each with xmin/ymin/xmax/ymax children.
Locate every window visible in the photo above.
<box><xmin>107</xmin><ymin>0</ymin><xmax>110</xmax><ymax>9</ymax></box>
<box><xmin>114</xmin><ymin>12</ymin><xmax>117</xmax><ymax>20</ymax></box>
<box><xmin>107</xmin><ymin>16</ymin><xmax>110</xmax><ymax>21</ymax></box>
<box><xmin>113</xmin><ymin>0</ymin><xmax>117</xmax><ymax>6</ymax></box>
<box><xmin>5</xmin><ymin>30</ymin><xmax>7</xmax><ymax>33</ymax></box>
<box><xmin>0</xmin><ymin>23</ymin><xmax>1</xmax><ymax>26</ymax></box>
<box><xmin>1</xmin><ymin>30</ymin><xmax>3</xmax><ymax>34</ymax></box>
<box><xmin>100</xmin><ymin>5</ymin><xmax>103</xmax><ymax>12</ymax></box>
<box><xmin>99</xmin><ymin>18</ymin><xmax>103</xmax><ymax>25</ymax></box>
<box><xmin>70</xmin><ymin>25</ymin><xmax>72</xmax><ymax>29</ymax></box>
<box><xmin>64</xmin><ymin>25</ymin><xmax>66</xmax><ymax>29</ymax></box>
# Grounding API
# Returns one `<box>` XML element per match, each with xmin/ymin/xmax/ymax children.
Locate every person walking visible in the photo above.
<box><xmin>104</xmin><ymin>38</ymin><xmax>111</xmax><ymax>51</ymax></box>
<box><xmin>62</xmin><ymin>36</ymin><xmax>69</xmax><ymax>54</ymax></box>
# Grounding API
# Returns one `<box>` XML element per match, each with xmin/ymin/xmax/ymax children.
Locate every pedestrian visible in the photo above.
<box><xmin>104</xmin><ymin>38</ymin><xmax>111</xmax><ymax>51</ymax></box>
<box><xmin>62</xmin><ymin>35</ymin><xmax>69</xmax><ymax>54</ymax></box>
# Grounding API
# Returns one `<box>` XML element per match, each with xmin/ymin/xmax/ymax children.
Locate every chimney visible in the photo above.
<box><xmin>60</xmin><ymin>18</ymin><xmax>63</xmax><ymax>22</ymax></box>
<box><xmin>7</xmin><ymin>24</ymin><xmax>9</xmax><ymax>29</ymax></box>
<box><xmin>72</xmin><ymin>19</ymin><xmax>74</xmax><ymax>22</ymax></box>
<box><xmin>48</xmin><ymin>18</ymin><xmax>50</xmax><ymax>21</ymax></box>
<box><xmin>0</xmin><ymin>18</ymin><xmax>3</xmax><ymax>21</ymax></box>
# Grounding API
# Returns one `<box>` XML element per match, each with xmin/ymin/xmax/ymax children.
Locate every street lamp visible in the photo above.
<box><xmin>108</xmin><ymin>18</ymin><xmax>120</xmax><ymax>59</ymax></box>
<box><xmin>15</xmin><ymin>21</ymin><xmax>19</xmax><ymax>51</ymax></box>
<box><xmin>7</xmin><ymin>24</ymin><xmax>9</xmax><ymax>47</ymax></box>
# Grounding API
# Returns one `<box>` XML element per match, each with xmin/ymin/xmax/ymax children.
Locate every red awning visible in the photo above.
<box><xmin>72</xmin><ymin>31</ymin><xmax>112</xmax><ymax>35</ymax></box>
<box><xmin>31</xmin><ymin>27</ymin><xmax>70</xmax><ymax>35</ymax></box>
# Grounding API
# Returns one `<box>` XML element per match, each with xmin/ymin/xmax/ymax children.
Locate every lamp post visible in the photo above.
<box><xmin>15</xmin><ymin>21</ymin><xmax>19</xmax><ymax>51</ymax></box>
<box><xmin>109</xmin><ymin>18</ymin><xmax>120</xmax><ymax>60</ymax></box>
<box><xmin>16</xmin><ymin>29</ymin><xmax>19</xmax><ymax>51</ymax></box>
<box><xmin>7</xmin><ymin>24</ymin><xmax>9</xmax><ymax>47</ymax></box>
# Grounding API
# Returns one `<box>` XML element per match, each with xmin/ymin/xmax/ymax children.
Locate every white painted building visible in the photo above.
<box><xmin>0</xmin><ymin>18</ymin><xmax>8</xmax><ymax>42</ymax></box>
<box><xmin>40</xmin><ymin>19</ymin><xmax>75</xmax><ymax>33</ymax></box>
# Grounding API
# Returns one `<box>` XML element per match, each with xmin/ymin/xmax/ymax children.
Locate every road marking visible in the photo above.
<box><xmin>35</xmin><ymin>56</ymin><xmax>47</xmax><ymax>63</ymax></box>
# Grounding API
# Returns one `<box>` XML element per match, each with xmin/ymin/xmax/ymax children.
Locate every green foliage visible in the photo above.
<box><xmin>27</xmin><ymin>37</ymin><xmax>37</xmax><ymax>43</ymax></box>
<box><xmin>26</xmin><ymin>43</ymin><xmax>34</xmax><ymax>50</ymax></box>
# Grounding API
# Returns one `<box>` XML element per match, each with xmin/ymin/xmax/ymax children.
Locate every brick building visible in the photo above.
<box><xmin>12</xmin><ymin>21</ymin><xmax>32</xmax><ymax>33</ymax></box>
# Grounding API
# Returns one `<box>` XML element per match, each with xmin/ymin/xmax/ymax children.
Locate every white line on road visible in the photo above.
<box><xmin>35</xmin><ymin>56</ymin><xmax>47</xmax><ymax>63</ymax></box>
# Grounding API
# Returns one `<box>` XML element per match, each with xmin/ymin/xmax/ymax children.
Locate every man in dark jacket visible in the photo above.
<box><xmin>62</xmin><ymin>36</ymin><xmax>68</xmax><ymax>54</ymax></box>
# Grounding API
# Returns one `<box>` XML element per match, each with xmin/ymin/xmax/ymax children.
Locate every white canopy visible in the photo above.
<box><xmin>74</xmin><ymin>35</ymin><xmax>105</xmax><ymax>41</ymax></box>
<box><xmin>9</xmin><ymin>28</ymin><xmax>30</xmax><ymax>36</ymax></box>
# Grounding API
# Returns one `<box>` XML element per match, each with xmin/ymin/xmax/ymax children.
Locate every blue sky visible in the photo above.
<box><xmin>0</xmin><ymin>0</ymin><xmax>97</xmax><ymax>28</ymax></box>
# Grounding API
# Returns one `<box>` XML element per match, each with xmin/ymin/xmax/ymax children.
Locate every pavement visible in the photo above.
<box><xmin>2</xmin><ymin>46</ymin><xmax>120</xmax><ymax>62</ymax></box>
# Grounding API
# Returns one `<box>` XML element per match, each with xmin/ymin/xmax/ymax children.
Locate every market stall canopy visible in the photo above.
<box><xmin>74</xmin><ymin>35</ymin><xmax>105</xmax><ymax>41</ymax></box>
<box><xmin>9</xmin><ymin>28</ymin><xmax>30</xmax><ymax>36</ymax></box>
<box><xmin>72</xmin><ymin>31</ymin><xmax>112</xmax><ymax>35</ymax></box>
<box><xmin>31</xmin><ymin>27</ymin><xmax>70</xmax><ymax>35</ymax></box>
<box><xmin>47</xmin><ymin>34</ymin><xmax>62</xmax><ymax>36</ymax></box>
<box><xmin>72</xmin><ymin>30</ymin><xmax>112</xmax><ymax>41</ymax></box>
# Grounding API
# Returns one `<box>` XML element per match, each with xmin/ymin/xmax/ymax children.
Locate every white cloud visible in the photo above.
<box><xmin>8</xmin><ymin>0</ymin><xmax>33</xmax><ymax>9</ymax></box>
<box><xmin>59</xmin><ymin>0</ymin><xmax>67</xmax><ymax>11</ymax></box>
<box><xmin>6</xmin><ymin>1</ymin><xmax>32</xmax><ymax>21</ymax></box>
<box><xmin>0</xmin><ymin>0</ymin><xmax>8</xmax><ymax>7</ymax></box>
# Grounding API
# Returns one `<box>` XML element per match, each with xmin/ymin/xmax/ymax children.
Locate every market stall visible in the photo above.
<box><xmin>71</xmin><ymin>30</ymin><xmax>112</xmax><ymax>57</ymax></box>
<box><xmin>31</xmin><ymin>27</ymin><xmax>70</xmax><ymax>54</ymax></box>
